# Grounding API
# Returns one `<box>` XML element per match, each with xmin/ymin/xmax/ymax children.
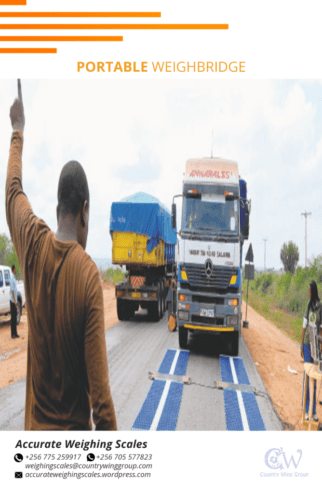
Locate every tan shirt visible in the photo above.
<box><xmin>6</xmin><ymin>130</ymin><xmax>117</xmax><ymax>431</ymax></box>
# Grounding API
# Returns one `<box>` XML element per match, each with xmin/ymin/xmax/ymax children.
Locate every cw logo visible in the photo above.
<box><xmin>264</xmin><ymin>448</ymin><xmax>302</xmax><ymax>470</ymax></box>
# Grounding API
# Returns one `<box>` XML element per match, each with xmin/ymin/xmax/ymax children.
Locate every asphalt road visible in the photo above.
<box><xmin>0</xmin><ymin>310</ymin><xmax>282</xmax><ymax>431</ymax></box>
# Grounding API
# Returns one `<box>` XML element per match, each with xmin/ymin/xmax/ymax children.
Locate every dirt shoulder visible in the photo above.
<box><xmin>242</xmin><ymin>301</ymin><xmax>320</xmax><ymax>430</ymax></box>
<box><xmin>0</xmin><ymin>282</ymin><xmax>118</xmax><ymax>389</ymax></box>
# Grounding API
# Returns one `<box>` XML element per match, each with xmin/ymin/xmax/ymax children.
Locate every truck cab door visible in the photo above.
<box><xmin>3</xmin><ymin>269</ymin><xmax>11</xmax><ymax>310</ymax></box>
<box><xmin>0</xmin><ymin>270</ymin><xmax>5</xmax><ymax>312</ymax></box>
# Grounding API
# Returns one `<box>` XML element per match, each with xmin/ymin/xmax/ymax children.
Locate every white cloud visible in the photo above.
<box><xmin>1</xmin><ymin>79</ymin><xmax>321</xmax><ymax>270</ymax></box>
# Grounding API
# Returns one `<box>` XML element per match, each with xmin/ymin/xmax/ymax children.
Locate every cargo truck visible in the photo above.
<box><xmin>110</xmin><ymin>192</ymin><xmax>177</xmax><ymax>321</ymax></box>
<box><xmin>170</xmin><ymin>157</ymin><xmax>250</xmax><ymax>355</ymax></box>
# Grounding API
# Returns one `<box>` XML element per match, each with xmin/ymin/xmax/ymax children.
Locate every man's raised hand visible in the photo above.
<box><xmin>10</xmin><ymin>79</ymin><xmax>25</xmax><ymax>133</ymax></box>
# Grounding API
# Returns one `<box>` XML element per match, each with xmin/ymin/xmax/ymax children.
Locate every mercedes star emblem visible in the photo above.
<box><xmin>205</xmin><ymin>259</ymin><xmax>213</xmax><ymax>278</ymax></box>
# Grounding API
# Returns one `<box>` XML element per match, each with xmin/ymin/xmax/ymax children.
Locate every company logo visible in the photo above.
<box><xmin>205</xmin><ymin>259</ymin><xmax>213</xmax><ymax>277</ymax></box>
<box><xmin>264</xmin><ymin>448</ymin><xmax>302</xmax><ymax>470</ymax></box>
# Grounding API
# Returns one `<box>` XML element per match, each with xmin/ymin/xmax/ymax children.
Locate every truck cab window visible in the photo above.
<box><xmin>182</xmin><ymin>195</ymin><xmax>238</xmax><ymax>234</ymax></box>
<box><xmin>4</xmin><ymin>270</ymin><xmax>10</xmax><ymax>287</ymax></box>
<box><xmin>0</xmin><ymin>271</ymin><xmax>3</xmax><ymax>288</ymax></box>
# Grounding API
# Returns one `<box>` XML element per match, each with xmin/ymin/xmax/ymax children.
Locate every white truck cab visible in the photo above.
<box><xmin>0</xmin><ymin>265</ymin><xmax>25</xmax><ymax>324</ymax></box>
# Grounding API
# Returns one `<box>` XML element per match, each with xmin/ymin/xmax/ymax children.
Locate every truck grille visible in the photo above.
<box><xmin>191</xmin><ymin>315</ymin><xmax>224</xmax><ymax>325</ymax></box>
<box><xmin>192</xmin><ymin>295</ymin><xmax>224</xmax><ymax>305</ymax></box>
<box><xmin>184</xmin><ymin>264</ymin><xmax>237</xmax><ymax>290</ymax></box>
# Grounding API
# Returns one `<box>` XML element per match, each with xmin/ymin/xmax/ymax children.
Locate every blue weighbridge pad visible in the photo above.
<box><xmin>132</xmin><ymin>349</ymin><xmax>190</xmax><ymax>431</ymax></box>
<box><xmin>220</xmin><ymin>355</ymin><xmax>266</xmax><ymax>431</ymax></box>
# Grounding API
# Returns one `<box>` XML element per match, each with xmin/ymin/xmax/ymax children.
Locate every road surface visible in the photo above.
<box><xmin>0</xmin><ymin>310</ymin><xmax>282</xmax><ymax>431</ymax></box>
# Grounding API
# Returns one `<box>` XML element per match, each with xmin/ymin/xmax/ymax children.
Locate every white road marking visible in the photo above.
<box><xmin>150</xmin><ymin>380</ymin><xmax>171</xmax><ymax>431</ymax></box>
<box><xmin>169</xmin><ymin>349</ymin><xmax>180</xmax><ymax>375</ymax></box>
<box><xmin>229</xmin><ymin>357</ymin><xmax>249</xmax><ymax>431</ymax></box>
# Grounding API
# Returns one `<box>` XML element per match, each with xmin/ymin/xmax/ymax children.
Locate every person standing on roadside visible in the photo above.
<box><xmin>301</xmin><ymin>280</ymin><xmax>321</xmax><ymax>421</ymax></box>
<box><xmin>9</xmin><ymin>264</ymin><xmax>20</xmax><ymax>339</ymax></box>
<box><xmin>6</xmin><ymin>81</ymin><xmax>117</xmax><ymax>431</ymax></box>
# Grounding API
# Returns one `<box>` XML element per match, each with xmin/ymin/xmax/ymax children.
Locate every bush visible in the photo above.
<box><xmin>104</xmin><ymin>267</ymin><xmax>125</xmax><ymax>285</ymax></box>
<box><xmin>244</xmin><ymin>261</ymin><xmax>322</xmax><ymax>319</ymax></box>
<box><xmin>0</xmin><ymin>233</ymin><xmax>22</xmax><ymax>279</ymax></box>
<box><xmin>280</xmin><ymin>241</ymin><xmax>299</xmax><ymax>274</ymax></box>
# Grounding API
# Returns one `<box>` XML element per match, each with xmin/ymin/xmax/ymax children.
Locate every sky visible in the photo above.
<box><xmin>1</xmin><ymin>79</ymin><xmax>322</xmax><ymax>270</ymax></box>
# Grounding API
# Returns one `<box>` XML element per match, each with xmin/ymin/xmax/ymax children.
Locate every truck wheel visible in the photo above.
<box><xmin>227</xmin><ymin>332</ymin><xmax>239</xmax><ymax>356</ymax></box>
<box><xmin>16</xmin><ymin>300</ymin><xmax>22</xmax><ymax>325</ymax></box>
<box><xmin>179</xmin><ymin>326</ymin><xmax>188</xmax><ymax>349</ymax></box>
<box><xmin>117</xmin><ymin>299</ymin><xmax>126</xmax><ymax>321</ymax></box>
<box><xmin>117</xmin><ymin>300</ymin><xmax>134</xmax><ymax>321</ymax></box>
<box><xmin>162</xmin><ymin>280</ymin><xmax>167</xmax><ymax>315</ymax></box>
<box><xmin>148</xmin><ymin>299</ymin><xmax>161</xmax><ymax>322</ymax></box>
<box><xmin>159</xmin><ymin>288</ymin><xmax>164</xmax><ymax>319</ymax></box>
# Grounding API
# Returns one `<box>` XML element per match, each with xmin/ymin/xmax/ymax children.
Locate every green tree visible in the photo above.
<box><xmin>0</xmin><ymin>233</ymin><xmax>22</xmax><ymax>279</ymax></box>
<box><xmin>280</xmin><ymin>241</ymin><xmax>299</xmax><ymax>274</ymax></box>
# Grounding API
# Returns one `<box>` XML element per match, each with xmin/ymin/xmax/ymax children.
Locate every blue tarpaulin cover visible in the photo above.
<box><xmin>110</xmin><ymin>192</ymin><xmax>177</xmax><ymax>259</ymax></box>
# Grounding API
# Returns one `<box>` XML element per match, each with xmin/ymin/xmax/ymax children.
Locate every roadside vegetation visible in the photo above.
<box><xmin>0</xmin><ymin>233</ymin><xmax>22</xmax><ymax>279</ymax></box>
<box><xmin>243</xmin><ymin>256</ymin><xmax>322</xmax><ymax>344</ymax></box>
<box><xmin>103</xmin><ymin>267</ymin><xmax>125</xmax><ymax>285</ymax></box>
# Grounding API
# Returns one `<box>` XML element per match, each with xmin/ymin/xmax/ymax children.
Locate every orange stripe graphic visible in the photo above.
<box><xmin>0</xmin><ymin>48</ymin><xmax>56</xmax><ymax>53</ymax></box>
<box><xmin>0</xmin><ymin>36</ymin><xmax>123</xmax><ymax>41</ymax></box>
<box><xmin>0</xmin><ymin>23</ymin><xmax>228</xmax><ymax>30</ymax></box>
<box><xmin>0</xmin><ymin>0</ymin><xmax>26</xmax><ymax>4</ymax></box>
<box><xmin>0</xmin><ymin>12</ymin><xmax>161</xmax><ymax>17</ymax></box>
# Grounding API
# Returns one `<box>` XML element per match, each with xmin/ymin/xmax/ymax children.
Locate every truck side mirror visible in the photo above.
<box><xmin>172</xmin><ymin>203</ymin><xmax>177</xmax><ymax>231</ymax></box>
<box><xmin>241</xmin><ymin>205</ymin><xmax>250</xmax><ymax>239</ymax></box>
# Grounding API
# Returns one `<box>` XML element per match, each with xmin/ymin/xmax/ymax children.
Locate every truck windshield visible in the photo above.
<box><xmin>182</xmin><ymin>195</ymin><xmax>239</xmax><ymax>235</ymax></box>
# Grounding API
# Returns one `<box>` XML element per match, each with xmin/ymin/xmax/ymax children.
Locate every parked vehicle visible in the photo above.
<box><xmin>170</xmin><ymin>157</ymin><xmax>250</xmax><ymax>355</ymax></box>
<box><xmin>0</xmin><ymin>265</ymin><xmax>25</xmax><ymax>324</ymax></box>
<box><xmin>110</xmin><ymin>192</ymin><xmax>177</xmax><ymax>321</ymax></box>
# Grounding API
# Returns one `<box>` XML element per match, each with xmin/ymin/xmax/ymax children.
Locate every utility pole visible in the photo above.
<box><xmin>301</xmin><ymin>211</ymin><xmax>312</xmax><ymax>267</ymax></box>
<box><xmin>263</xmin><ymin>238</ymin><xmax>268</xmax><ymax>271</ymax></box>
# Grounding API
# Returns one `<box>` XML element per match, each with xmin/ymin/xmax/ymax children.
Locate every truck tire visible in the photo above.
<box><xmin>162</xmin><ymin>280</ymin><xmax>167</xmax><ymax>315</ymax></box>
<box><xmin>178</xmin><ymin>326</ymin><xmax>188</xmax><ymax>349</ymax></box>
<box><xmin>117</xmin><ymin>299</ymin><xmax>135</xmax><ymax>321</ymax></box>
<box><xmin>148</xmin><ymin>299</ymin><xmax>161</xmax><ymax>322</ymax></box>
<box><xmin>16</xmin><ymin>299</ymin><xmax>22</xmax><ymax>325</ymax></box>
<box><xmin>227</xmin><ymin>332</ymin><xmax>239</xmax><ymax>356</ymax></box>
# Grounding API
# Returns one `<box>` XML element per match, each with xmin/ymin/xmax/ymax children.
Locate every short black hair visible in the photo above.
<box><xmin>57</xmin><ymin>161</ymin><xmax>89</xmax><ymax>218</ymax></box>
<box><xmin>11</xmin><ymin>264</ymin><xmax>15</xmax><ymax>272</ymax></box>
<box><xmin>310</xmin><ymin>280</ymin><xmax>320</xmax><ymax>305</ymax></box>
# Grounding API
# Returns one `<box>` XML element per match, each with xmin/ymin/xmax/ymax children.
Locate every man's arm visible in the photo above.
<box><xmin>84</xmin><ymin>265</ymin><xmax>117</xmax><ymax>430</ymax></box>
<box><xmin>6</xmin><ymin>83</ymin><xmax>45</xmax><ymax>271</ymax></box>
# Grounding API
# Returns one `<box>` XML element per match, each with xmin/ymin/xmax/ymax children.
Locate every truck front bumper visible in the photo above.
<box><xmin>177</xmin><ymin>288</ymin><xmax>241</xmax><ymax>333</ymax></box>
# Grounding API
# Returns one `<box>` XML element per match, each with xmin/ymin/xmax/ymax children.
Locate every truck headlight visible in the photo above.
<box><xmin>178</xmin><ymin>311</ymin><xmax>189</xmax><ymax>321</ymax></box>
<box><xmin>179</xmin><ymin>294</ymin><xmax>189</xmax><ymax>302</ymax></box>
<box><xmin>228</xmin><ymin>299</ymin><xmax>238</xmax><ymax>306</ymax></box>
<box><xmin>227</xmin><ymin>316</ymin><xmax>238</xmax><ymax>326</ymax></box>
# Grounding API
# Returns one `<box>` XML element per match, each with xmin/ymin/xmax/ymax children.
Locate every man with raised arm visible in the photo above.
<box><xmin>6</xmin><ymin>82</ymin><xmax>117</xmax><ymax>431</ymax></box>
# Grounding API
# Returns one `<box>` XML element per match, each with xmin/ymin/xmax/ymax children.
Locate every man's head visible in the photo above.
<box><xmin>57</xmin><ymin>161</ymin><xmax>90</xmax><ymax>249</ymax></box>
<box><xmin>11</xmin><ymin>265</ymin><xmax>16</xmax><ymax>275</ymax></box>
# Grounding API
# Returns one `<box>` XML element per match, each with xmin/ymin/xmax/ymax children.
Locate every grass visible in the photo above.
<box><xmin>242</xmin><ymin>257</ymin><xmax>322</xmax><ymax>345</ymax></box>
<box><xmin>243</xmin><ymin>288</ymin><xmax>303</xmax><ymax>345</ymax></box>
